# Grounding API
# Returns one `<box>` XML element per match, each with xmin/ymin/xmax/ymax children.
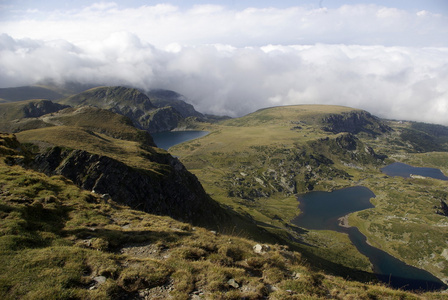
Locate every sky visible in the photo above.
<box><xmin>1</xmin><ymin>1</ymin><xmax>448</xmax><ymax>124</ymax></box>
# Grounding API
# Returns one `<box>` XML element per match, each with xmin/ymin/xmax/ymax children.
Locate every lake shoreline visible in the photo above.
<box><xmin>338</xmin><ymin>214</ymin><xmax>351</xmax><ymax>228</ymax></box>
<box><xmin>293</xmin><ymin>186</ymin><xmax>446</xmax><ymax>291</ymax></box>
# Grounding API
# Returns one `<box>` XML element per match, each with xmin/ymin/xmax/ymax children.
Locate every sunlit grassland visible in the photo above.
<box><xmin>169</xmin><ymin>106</ymin><xmax>383</xmax><ymax>273</ymax></box>
<box><xmin>1</xmin><ymin>158</ymin><xmax>430</xmax><ymax>299</ymax></box>
<box><xmin>351</xmin><ymin>174</ymin><xmax>448</xmax><ymax>281</ymax></box>
<box><xmin>170</xmin><ymin>122</ymin><xmax>326</xmax><ymax>221</ymax></box>
<box><xmin>170</xmin><ymin>105</ymin><xmax>448</xmax><ymax>284</ymax></box>
<box><xmin>223</xmin><ymin>105</ymin><xmax>359</xmax><ymax>127</ymax></box>
<box><xmin>400</xmin><ymin>152</ymin><xmax>448</xmax><ymax>176</ymax></box>
<box><xmin>16</xmin><ymin>126</ymin><xmax>169</xmax><ymax>174</ymax></box>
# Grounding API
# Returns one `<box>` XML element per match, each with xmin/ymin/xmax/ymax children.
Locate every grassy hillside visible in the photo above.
<box><xmin>0</xmin><ymin>99</ymin><xmax>68</xmax><ymax>123</ymax></box>
<box><xmin>8</xmin><ymin>106</ymin><xmax>280</xmax><ymax>239</ymax></box>
<box><xmin>0</xmin><ymin>86</ymin><xmax>66</xmax><ymax>102</ymax></box>
<box><xmin>170</xmin><ymin>105</ymin><xmax>448</xmax><ymax>284</ymax></box>
<box><xmin>59</xmin><ymin>86</ymin><xmax>155</xmax><ymax>110</ymax></box>
<box><xmin>0</xmin><ymin>133</ymin><xmax>442</xmax><ymax>299</ymax></box>
<box><xmin>2</xmin><ymin>98</ymin><xmax>448</xmax><ymax>297</ymax></box>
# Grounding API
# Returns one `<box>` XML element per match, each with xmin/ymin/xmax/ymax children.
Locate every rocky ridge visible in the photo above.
<box><xmin>10</xmin><ymin>132</ymin><xmax>226</xmax><ymax>226</ymax></box>
<box><xmin>146</xmin><ymin>89</ymin><xmax>205</xmax><ymax>119</ymax></box>
<box><xmin>321</xmin><ymin>110</ymin><xmax>391</xmax><ymax>136</ymax></box>
<box><xmin>58</xmin><ymin>86</ymin><xmax>198</xmax><ymax>133</ymax></box>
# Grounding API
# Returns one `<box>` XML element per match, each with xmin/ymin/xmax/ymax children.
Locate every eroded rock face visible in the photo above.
<box><xmin>33</xmin><ymin>146</ymin><xmax>224</xmax><ymax>225</ymax></box>
<box><xmin>147</xmin><ymin>89</ymin><xmax>205</xmax><ymax>119</ymax></box>
<box><xmin>142</xmin><ymin>107</ymin><xmax>183</xmax><ymax>133</ymax></box>
<box><xmin>22</xmin><ymin>100</ymin><xmax>69</xmax><ymax>118</ymax></box>
<box><xmin>436</xmin><ymin>200</ymin><xmax>448</xmax><ymax>217</ymax></box>
<box><xmin>321</xmin><ymin>111</ymin><xmax>391</xmax><ymax>136</ymax></box>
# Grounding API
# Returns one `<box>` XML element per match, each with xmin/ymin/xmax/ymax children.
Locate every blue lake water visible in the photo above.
<box><xmin>291</xmin><ymin>186</ymin><xmax>446</xmax><ymax>291</ymax></box>
<box><xmin>293</xmin><ymin>187</ymin><xmax>375</xmax><ymax>231</ymax></box>
<box><xmin>381</xmin><ymin>162</ymin><xmax>448</xmax><ymax>180</ymax></box>
<box><xmin>152</xmin><ymin>131</ymin><xmax>209</xmax><ymax>150</ymax></box>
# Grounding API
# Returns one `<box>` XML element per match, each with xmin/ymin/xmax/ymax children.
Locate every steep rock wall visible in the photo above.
<box><xmin>321</xmin><ymin>111</ymin><xmax>391</xmax><ymax>136</ymax></box>
<box><xmin>33</xmin><ymin>146</ymin><xmax>224</xmax><ymax>225</ymax></box>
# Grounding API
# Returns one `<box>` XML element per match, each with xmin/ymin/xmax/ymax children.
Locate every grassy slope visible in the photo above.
<box><xmin>171</xmin><ymin>105</ymin><xmax>375</xmax><ymax>273</ymax></box>
<box><xmin>0</xmin><ymin>86</ymin><xmax>66</xmax><ymax>102</ymax></box>
<box><xmin>58</xmin><ymin>86</ymin><xmax>155</xmax><ymax>111</ymax></box>
<box><xmin>14</xmin><ymin>106</ymin><xmax>166</xmax><ymax>173</ymax></box>
<box><xmin>0</xmin><ymin>134</ymin><xmax>440</xmax><ymax>299</ymax></box>
<box><xmin>170</xmin><ymin>105</ymin><xmax>448</xmax><ymax>283</ymax></box>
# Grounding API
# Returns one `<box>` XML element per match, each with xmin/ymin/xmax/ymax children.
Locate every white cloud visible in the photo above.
<box><xmin>1</xmin><ymin>4</ymin><xmax>447</xmax><ymax>47</ymax></box>
<box><xmin>0</xmin><ymin>3</ymin><xmax>447</xmax><ymax>125</ymax></box>
<box><xmin>1</xmin><ymin>33</ymin><xmax>447</xmax><ymax>125</ymax></box>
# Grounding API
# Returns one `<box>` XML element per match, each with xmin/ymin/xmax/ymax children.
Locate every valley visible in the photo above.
<box><xmin>1</xmin><ymin>85</ymin><xmax>448</xmax><ymax>298</ymax></box>
<box><xmin>169</xmin><ymin>105</ymin><xmax>448</xmax><ymax>286</ymax></box>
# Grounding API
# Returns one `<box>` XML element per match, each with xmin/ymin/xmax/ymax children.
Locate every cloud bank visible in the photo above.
<box><xmin>1</xmin><ymin>3</ymin><xmax>448</xmax><ymax>124</ymax></box>
<box><xmin>2</xmin><ymin>3</ymin><xmax>447</xmax><ymax>48</ymax></box>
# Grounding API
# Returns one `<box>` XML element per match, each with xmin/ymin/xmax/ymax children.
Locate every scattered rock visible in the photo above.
<box><xmin>266</xmin><ymin>284</ymin><xmax>278</xmax><ymax>292</ymax></box>
<box><xmin>228</xmin><ymin>278</ymin><xmax>240</xmax><ymax>289</ymax></box>
<box><xmin>93</xmin><ymin>276</ymin><xmax>107</xmax><ymax>285</ymax></box>
<box><xmin>138</xmin><ymin>278</ymin><xmax>174</xmax><ymax>299</ymax></box>
<box><xmin>337</xmin><ymin>215</ymin><xmax>351</xmax><ymax>228</ymax></box>
<box><xmin>253</xmin><ymin>244</ymin><xmax>271</xmax><ymax>254</ymax></box>
<box><xmin>441</xmin><ymin>249</ymin><xmax>448</xmax><ymax>261</ymax></box>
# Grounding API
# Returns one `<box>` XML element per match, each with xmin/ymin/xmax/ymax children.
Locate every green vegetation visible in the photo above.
<box><xmin>58</xmin><ymin>86</ymin><xmax>154</xmax><ymax>110</ymax></box>
<box><xmin>0</xmin><ymin>134</ymin><xmax>441</xmax><ymax>299</ymax></box>
<box><xmin>0</xmin><ymin>86</ymin><xmax>66</xmax><ymax>102</ymax></box>
<box><xmin>1</xmin><ymin>89</ymin><xmax>448</xmax><ymax>298</ymax></box>
<box><xmin>171</xmin><ymin>105</ymin><xmax>448</xmax><ymax>285</ymax></box>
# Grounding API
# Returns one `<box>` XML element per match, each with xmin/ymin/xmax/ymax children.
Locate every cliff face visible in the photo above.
<box><xmin>22</xmin><ymin>100</ymin><xmax>69</xmax><ymax>118</ymax></box>
<box><xmin>33</xmin><ymin>146</ymin><xmax>224</xmax><ymax>225</ymax></box>
<box><xmin>142</xmin><ymin>106</ymin><xmax>183</xmax><ymax>133</ymax></box>
<box><xmin>321</xmin><ymin>111</ymin><xmax>391</xmax><ymax>136</ymax></box>
<box><xmin>147</xmin><ymin>89</ymin><xmax>205</xmax><ymax>119</ymax></box>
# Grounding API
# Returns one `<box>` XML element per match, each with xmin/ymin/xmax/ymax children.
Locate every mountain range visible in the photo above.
<box><xmin>1</xmin><ymin>84</ymin><xmax>448</xmax><ymax>299</ymax></box>
<box><xmin>0</xmin><ymin>85</ymin><xmax>210</xmax><ymax>133</ymax></box>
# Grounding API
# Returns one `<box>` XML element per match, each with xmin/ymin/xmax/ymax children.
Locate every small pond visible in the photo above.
<box><xmin>381</xmin><ymin>162</ymin><xmax>448</xmax><ymax>180</ymax></box>
<box><xmin>291</xmin><ymin>186</ymin><xmax>446</xmax><ymax>291</ymax></box>
<box><xmin>151</xmin><ymin>131</ymin><xmax>209</xmax><ymax>150</ymax></box>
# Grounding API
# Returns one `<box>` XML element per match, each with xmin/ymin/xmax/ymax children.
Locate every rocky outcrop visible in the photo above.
<box><xmin>321</xmin><ymin>111</ymin><xmax>391</xmax><ymax>136</ymax></box>
<box><xmin>146</xmin><ymin>89</ymin><xmax>204</xmax><ymax>119</ymax></box>
<box><xmin>0</xmin><ymin>99</ymin><xmax>69</xmax><ymax>133</ymax></box>
<box><xmin>313</xmin><ymin>133</ymin><xmax>386</xmax><ymax>164</ymax></box>
<box><xmin>21</xmin><ymin>100</ymin><xmax>69</xmax><ymax>118</ymax></box>
<box><xmin>33</xmin><ymin>146</ymin><xmax>224</xmax><ymax>225</ymax></box>
<box><xmin>0</xmin><ymin>99</ymin><xmax>68</xmax><ymax>122</ymax></box>
<box><xmin>142</xmin><ymin>107</ymin><xmax>183</xmax><ymax>133</ymax></box>
<box><xmin>436</xmin><ymin>200</ymin><xmax>448</xmax><ymax>217</ymax></box>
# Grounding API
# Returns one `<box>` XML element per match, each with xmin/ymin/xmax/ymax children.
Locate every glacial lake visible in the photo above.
<box><xmin>381</xmin><ymin>162</ymin><xmax>448</xmax><ymax>181</ymax></box>
<box><xmin>292</xmin><ymin>186</ymin><xmax>446</xmax><ymax>291</ymax></box>
<box><xmin>152</xmin><ymin>131</ymin><xmax>209</xmax><ymax>150</ymax></box>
